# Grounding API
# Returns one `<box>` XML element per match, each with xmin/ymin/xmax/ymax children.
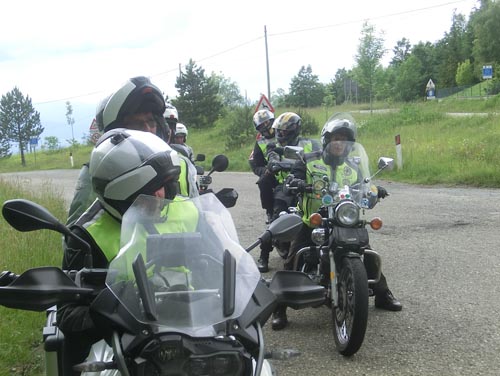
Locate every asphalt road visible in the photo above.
<box><xmin>1</xmin><ymin>170</ymin><xmax>500</xmax><ymax>375</ymax></box>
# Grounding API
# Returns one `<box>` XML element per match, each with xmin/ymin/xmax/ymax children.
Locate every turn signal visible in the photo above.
<box><xmin>309</xmin><ymin>213</ymin><xmax>323</xmax><ymax>227</ymax></box>
<box><xmin>369</xmin><ymin>217</ymin><xmax>383</xmax><ymax>230</ymax></box>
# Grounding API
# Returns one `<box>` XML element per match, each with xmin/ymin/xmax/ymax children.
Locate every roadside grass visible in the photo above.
<box><xmin>0</xmin><ymin>97</ymin><xmax>499</xmax><ymax>187</ymax></box>
<box><xmin>0</xmin><ymin>179</ymin><xmax>66</xmax><ymax>375</ymax></box>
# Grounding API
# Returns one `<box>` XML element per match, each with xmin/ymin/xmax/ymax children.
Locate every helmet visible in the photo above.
<box><xmin>164</xmin><ymin>104</ymin><xmax>178</xmax><ymax>125</ymax></box>
<box><xmin>321</xmin><ymin>113</ymin><xmax>357</xmax><ymax>167</ymax></box>
<box><xmin>95</xmin><ymin>76</ymin><xmax>166</xmax><ymax>133</ymax></box>
<box><xmin>273</xmin><ymin>112</ymin><xmax>301</xmax><ymax>146</ymax></box>
<box><xmin>321</xmin><ymin>113</ymin><xmax>357</xmax><ymax>148</ymax></box>
<box><xmin>252</xmin><ymin>109</ymin><xmax>275</xmax><ymax>139</ymax></box>
<box><xmin>89</xmin><ymin>129</ymin><xmax>181</xmax><ymax>219</ymax></box>
<box><xmin>174</xmin><ymin>123</ymin><xmax>188</xmax><ymax>137</ymax></box>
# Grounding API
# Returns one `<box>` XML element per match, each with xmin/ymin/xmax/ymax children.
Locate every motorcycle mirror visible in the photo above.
<box><xmin>3</xmin><ymin>199</ymin><xmax>68</xmax><ymax>233</ymax></box>
<box><xmin>195</xmin><ymin>153</ymin><xmax>206</xmax><ymax>162</ymax></box>
<box><xmin>210</xmin><ymin>154</ymin><xmax>229</xmax><ymax>174</ymax></box>
<box><xmin>378</xmin><ymin>157</ymin><xmax>394</xmax><ymax>171</ymax></box>
<box><xmin>283</xmin><ymin>146</ymin><xmax>303</xmax><ymax>160</ymax></box>
<box><xmin>2</xmin><ymin>199</ymin><xmax>93</xmax><ymax>268</ymax></box>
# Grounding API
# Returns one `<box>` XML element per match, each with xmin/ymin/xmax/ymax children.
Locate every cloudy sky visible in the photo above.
<box><xmin>0</xmin><ymin>0</ymin><xmax>479</xmax><ymax>143</ymax></box>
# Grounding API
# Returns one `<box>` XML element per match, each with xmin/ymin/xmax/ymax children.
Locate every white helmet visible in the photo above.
<box><xmin>90</xmin><ymin>129</ymin><xmax>181</xmax><ymax>219</ymax></box>
<box><xmin>175</xmin><ymin>123</ymin><xmax>188</xmax><ymax>137</ymax></box>
<box><xmin>164</xmin><ymin>104</ymin><xmax>179</xmax><ymax>123</ymax></box>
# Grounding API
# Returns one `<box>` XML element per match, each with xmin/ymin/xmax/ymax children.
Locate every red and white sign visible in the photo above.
<box><xmin>254</xmin><ymin>94</ymin><xmax>274</xmax><ymax>113</ymax></box>
<box><xmin>89</xmin><ymin>118</ymin><xmax>102</xmax><ymax>144</ymax></box>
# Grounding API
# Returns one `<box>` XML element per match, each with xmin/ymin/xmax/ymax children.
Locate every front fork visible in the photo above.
<box><xmin>328</xmin><ymin>250</ymin><xmax>338</xmax><ymax>307</ymax></box>
<box><xmin>328</xmin><ymin>248</ymin><xmax>382</xmax><ymax>305</ymax></box>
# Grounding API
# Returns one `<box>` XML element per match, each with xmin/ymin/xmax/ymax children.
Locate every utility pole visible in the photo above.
<box><xmin>264</xmin><ymin>25</ymin><xmax>271</xmax><ymax>100</ymax></box>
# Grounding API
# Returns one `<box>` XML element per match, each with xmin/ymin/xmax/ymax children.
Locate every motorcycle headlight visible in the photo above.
<box><xmin>311</xmin><ymin>228</ymin><xmax>326</xmax><ymax>245</ymax></box>
<box><xmin>186</xmin><ymin>353</ymin><xmax>244</xmax><ymax>376</ymax></box>
<box><xmin>335</xmin><ymin>201</ymin><xmax>359</xmax><ymax>226</ymax></box>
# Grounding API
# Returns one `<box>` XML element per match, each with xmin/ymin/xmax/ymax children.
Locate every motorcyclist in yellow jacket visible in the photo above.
<box><xmin>271</xmin><ymin>114</ymin><xmax>402</xmax><ymax>331</ymax></box>
<box><xmin>66</xmin><ymin>76</ymin><xmax>198</xmax><ymax>226</ymax></box>
<box><xmin>59</xmin><ymin>129</ymin><xmax>199</xmax><ymax>374</ymax></box>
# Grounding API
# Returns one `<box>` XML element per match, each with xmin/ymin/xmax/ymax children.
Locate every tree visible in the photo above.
<box><xmin>43</xmin><ymin>136</ymin><xmax>61</xmax><ymax>152</ymax></box>
<box><xmin>65</xmin><ymin>101</ymin><xmax>76</xmax><ymax>145</ymax></box>
<box><xmin>435</xmin><ymin>12</ymin><xmax>472</xmax><ymax>88</ymax></box>
<box><xmin>352</xmin><ymin>21</ymin><xmax>386</xmax><ymax>110</ymax></box>
<box><xmin>172</xmin><ymin>59</ymin><xmax>224</xmax><ymax>129</ymax></box>
<box><xmin>0</xmin><ymin>87</ymin><xmax>44</xmax><ymax>166</ymax></box>
<box><xmin>456</xmin><ymin>59</ymin><xmax>476</xmax><ymax>86</ymax></box>
<box><xmin>0</xmin><ymin>124</ymin><xmax>11</xmax><ymax>158</ymax></box>
<box><xmin>390</xmin><ymin>38</ymin><xmax>412</xmax><ymax>67</ymax></box>
<box><xmin>210</xmin><ymin>73</ymin><xmax>245</xmax><ymax>107</ymax></box>
<box><xmin>224</xmin><ymin>105</ymin><xmax>255</xmax><ymax>150</ymax></box>
<box><xmin>286</xmin><ymin>65</ymin><xmax>325</xmax><ymax>107</ymax></box>
<box><xmin>471</xmin><ymin>1</ymin><xmax>500</xmax><ymax>74</ymax></box>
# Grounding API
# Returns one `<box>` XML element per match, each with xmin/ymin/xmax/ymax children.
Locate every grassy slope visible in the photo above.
<box><xmin>0</xmin><ymin>180</ymin><xmax>67</xmax><ymax>375</ymax></box>
<box><xmin>2</xmin><ymin>98</ymin><xmax>498</xmax><ymax>187</ymax></box>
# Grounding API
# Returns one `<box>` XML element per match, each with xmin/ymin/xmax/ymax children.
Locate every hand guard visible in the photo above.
<box><xmin>377</xmin><ymin>185</ymin><xmax>389</xmax><ymax>199</ymax></box>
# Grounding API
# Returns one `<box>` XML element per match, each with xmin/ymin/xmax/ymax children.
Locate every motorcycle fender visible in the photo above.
<box><xmin>332</xmin><ymin>227</ymin><xmax>369</xmax><ymax>249</ymax></box>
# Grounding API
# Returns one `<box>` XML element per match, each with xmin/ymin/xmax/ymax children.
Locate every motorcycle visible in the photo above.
<box><xmin>282</xmin><ymin>141</ymin><xmax>394</xmax><ymax>356</ymax></box>
<box><xmin>196</xmin><ymin>154</ymin><xmax>238</xmax><ymax>209</ymax></box>
<box><xmin>0</xmin><ymin>193</ymin><xmax>311</xmax><ymax>375</ymax></box>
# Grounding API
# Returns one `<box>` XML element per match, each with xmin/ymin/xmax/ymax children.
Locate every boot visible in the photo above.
<box><xmin>375</xmin><ymin>289</ymin><xmax>402</xmax><ymax>311</ymax></box>
<box><xmin>271</xmin><ymin>305</ymin><xmax>288</xmax><ymax>330</ymax></box>
<box><xmin>257</xmin><ymin>258</ymin><xmax>269</xmax><ymax>273</ymax></box>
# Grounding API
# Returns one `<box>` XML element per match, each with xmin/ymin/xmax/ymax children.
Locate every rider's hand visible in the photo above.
<box><xmin>288</xmin><ymin>178</ymin><xmax>306</xmax><ymax>193</ymax></box>
<box><xmin>267</xmin><ymin>162</ymin><xmax>281</xmax><ymax>173</ymax></box>
<box><xmin>267</xmin><ymin>150</ymin><xmax>280</xmax><ymax>163</ymax></box>
<box><xmin>377</xmin><ymin>185</ymin><xmax>389</xmax><ymax>199</ymax></box>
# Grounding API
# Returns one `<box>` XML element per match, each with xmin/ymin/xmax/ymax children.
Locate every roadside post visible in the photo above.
<box><xmin>395</xmin><ymin>134</ymin><xmax>403</xmax><ymax>170</ymax></box>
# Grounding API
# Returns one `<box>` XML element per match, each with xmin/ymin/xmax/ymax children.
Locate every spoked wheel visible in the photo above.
<box><xmin>332</xmin><ymin>257</ymin><xmax>368</xmax><ymax>356</ymax></box>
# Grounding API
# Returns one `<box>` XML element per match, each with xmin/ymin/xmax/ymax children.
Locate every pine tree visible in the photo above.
<box><xmin>0</xmin><ymin>87</ymin><xmax>44</xmax><ymax>166</ymax></box>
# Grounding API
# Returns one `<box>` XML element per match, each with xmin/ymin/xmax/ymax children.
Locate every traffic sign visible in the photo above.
<box><xmin>254</xmin><ymin>94</ymin><xmax>274</xmax><ymax>113</ymax></box>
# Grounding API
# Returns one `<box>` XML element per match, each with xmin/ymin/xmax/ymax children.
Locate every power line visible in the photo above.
<box><xmin>34</xmin><ymin>0</ymin><xmax>473</xmax><ymax>105</ymax></box>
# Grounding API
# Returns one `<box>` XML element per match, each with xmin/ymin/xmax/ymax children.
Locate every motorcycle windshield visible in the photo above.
<box><xmin>105</xmin><ymin>193</ymin><xmax>260</xmax><ymax>337</ymax></box>
<box><xmin>316</xmin><ymin>141</ymin><xmax>376</xmax><ymax>208</ymax></box>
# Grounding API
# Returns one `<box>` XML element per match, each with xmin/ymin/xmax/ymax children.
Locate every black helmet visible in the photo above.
<box><xmin>273</xmin><ymin>112</ymin><xmax>301</xmax><ymax>146</ymax></box>
<box><xmin>90</xmin><ymin>129</ymin><xmax>181</xmax><ymax>219</ymax></box>
<box><xmin>95</xmin><ymin>76</ymin><xmax>167</xmax><ymax>134</ymax></box>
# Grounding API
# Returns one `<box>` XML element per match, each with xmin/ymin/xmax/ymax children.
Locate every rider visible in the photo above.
<box><xmin>66</xmin><ymin>77</ymin><xmax>198</xmax><ymax>226</ymax></box>
<box><xmin>164</xmin><ymin>103</ymin><xmax>179</xmax><ymax>136</ymax></box>
<box><xmin>256</xmin><ymin>112</ymin><xmax>321</xmax><ymax>273</ymax></box>
<box><xmin>249</xmin><ymin>109</ymin><xmax>279</xmax><ymax>272</ymax></box>
<box><xmin>59</xmin><ymin>129</ymin><xmax>190</xmax><ymax>374</ymax></box>
<box><xmin>172</xmin><ymin>122</ymin><xmax>195</xmax><ymax>163</ymax></box>
<box><xmin>271</xmin><ymin>114</ymin><xmax>402</xmax><ymax>330</ymax></box>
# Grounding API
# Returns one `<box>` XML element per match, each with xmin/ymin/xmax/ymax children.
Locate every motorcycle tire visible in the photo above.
<box><xmin>332</xmin><ymin>257</ymin><xmax>369</xmax><ymax>356</ymax></box>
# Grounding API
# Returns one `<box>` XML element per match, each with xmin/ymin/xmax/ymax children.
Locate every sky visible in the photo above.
<box><xmin>0</xmin><ymin>0</ymin><xmax>479</xmax><ymax>146</ymax></box>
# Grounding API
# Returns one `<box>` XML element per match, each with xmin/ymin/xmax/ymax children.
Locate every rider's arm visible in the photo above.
<box><xmin>249</xmin><ymin>142</ymin><xmax>267</xmax><ymax>177</ymax></box>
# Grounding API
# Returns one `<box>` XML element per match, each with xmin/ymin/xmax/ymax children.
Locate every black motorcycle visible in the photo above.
<box><xmin>0</xmin><ymin>193</ymin><xmax>317</xmax><ymax>375</ymax></box>
<box><xmin>282</xmin><ymin>141</ymin><xmax>394</xmax><ymax>356</ymax></box>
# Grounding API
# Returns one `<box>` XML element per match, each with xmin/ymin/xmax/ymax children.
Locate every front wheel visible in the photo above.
<box><xmin>332</xmin><ymin>257</ymin><xmax>368</xmax><ymax>356</ymax></box>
